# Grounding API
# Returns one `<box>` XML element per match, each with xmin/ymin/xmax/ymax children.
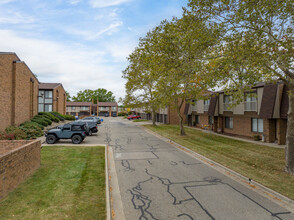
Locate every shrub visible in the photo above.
<box><xmin>5</xmin><ymin>126</ymin><xmax>27</xmax><ymax>140</ymax></box>
<box><xmin>38</xmin><ymin>112</ymin><xmax>60</xmax><ymax>123</ymax></box>
<box><xmin>0</xmin><ymin>132</ymin><xmax>15</xmax><ymax>140</ymax></box>
<box><xmin>33</xmin><ymin>116</ymin><xmax>52</xmax><ymax>125</ymax></box>
<box><xmin>31</xmin><ymin>118</ymin><xmax>48</xmax><ymax>127</ymax></box>
<box><xmin>63</xmin><ymin>114</ymin><xmax>75</xmax><ymax>120</ymax></box>
<box><xmin>50</xmin><ymin>112</ymin><xmax>65</xmax><ymax>121</ymax></box>
<box><xmin>20</xmin><ymin>123</ymin><xmax>43</xmax><ymax>139</ymax></box>
<box><xmin>118</xmin><ymin>111</ymin><xmax>128</xmax><ymax>116</ymax></box>
<box><xmin>21</xmin><ymin>121</ymin><xmax>44</xmax><ymax>130</ymax></box>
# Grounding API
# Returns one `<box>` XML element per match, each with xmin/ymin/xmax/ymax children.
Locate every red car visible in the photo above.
<box><xmin>127</xmin><ymin>115</ymin><xmax>141</xmax><ymax>120</ymax></box>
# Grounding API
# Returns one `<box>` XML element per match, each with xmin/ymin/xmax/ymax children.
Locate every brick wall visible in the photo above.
<box><xmin>0</xmin><ymin>54</ymin><xmax>16</xmax><ymax>131</ymax></box>
<box><xmin>168</xmin><ymin>99</ymin><xmax>187</xmax><ymax>125</ymax></box>
<box><xmin>0</xmin><ymin>54</ymin><xmax>39</xmax><ymax>131</ymax></box>
<box><xmin>0</xmin><ymin>140</ymin><xmax>41</xmax><ymax>200</ymax></box>
<box><xmin>277</xmin><ymin>119</ymin><xmax>287</xmax><ymax>145</ymax></box>
<box><xmin>53</xmin><ymin>85</ymin><xmax>66</xmax><ymax>115</ymax></box>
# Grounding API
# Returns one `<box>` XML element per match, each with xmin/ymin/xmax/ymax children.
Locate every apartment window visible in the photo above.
<box><xmin>225</xmin><ymin>117</ymin><xmax>233</xmax><ymax>129</ymax></box>
<box><xmin>209</xmin><ymin>116</ymin><xmax>213</xmax><ymax>125</ymax></box>
<box><xmin>112</xmin><ymin>106</ymin><xmax>116</xmax><ymax>111</ymax></box>
<box><xmin>99</xmin><ymin>107</ymin><xmax>109</xmax><ymax>111</ymax></box>
<box><xmin>71</xmin><ymin>106</ymin><xmax>76</xmax><ymax>110</ymax></box>
<box><xmin>245</xmin><ymin>93</ymin><xmax>257</xmax><ymax>111</ymax></box>
<box><xmin>223</xmin><ymin>95</ymin><xmax>232</xmax><ymax>111</ymax></box>
<box><xmin>252</xmin><ymin>118</ymin><xmax>263</xmax><ymax>132</ymax></box>
<box><xmin>204</xmin><ymin>99</ymin><xmax>210</xmax><ymax>111</ymax></box>
<box><xmin>38</xmin><ymin>90</ymin><xmax>52</xmax><ymax>112</ymax></box>
<box><xmin>81</xmin><ymin>106</ymin><xmax>89</xmax><ymax>110</ymax></box>
<box><xmin>192</xmin><ymin>100</ymin><xmax>197</xmax><ymax>111</ymax></box>
<box><xmin>195</xmin><ymin>115</ymin><xmax>199</xmax><ymax>124</ymax></box>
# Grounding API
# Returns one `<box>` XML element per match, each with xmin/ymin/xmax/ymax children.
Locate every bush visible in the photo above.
<box><xmin>50</xmin><ymin>112</ymin><xmax>65</xmax><ymax>121</ymax></box>
<box><xmin>33</xmin><ymin>116</ymin><xmax>52</xmax><ymax>125</ymax></box>
<box><xmin>118</xmin><ymin>111</ymin><xmax>128</xmax><ymax>116</ymax></box>
<box><xmin>31</xmin><ymin>118</ymin><xmax>48</xmax><ymax>127</ymax></box>
<box><xmin>38</xmin><ymin>112</ymin><xmax>60</xmax><ymax>123</ymax></box>
<box><xmin>21</xmin><ymin>121</ymin><xmax>44</xmax><ymax>130</ymax></box>
<box><xmin>5</xmin><ymin>126</ymin><xmax>27</xmax><ymax>140</ymax></box>
<box><xmin>63</xmin><ymin>114</ymin><xmax>75</xmax><ymax>120</ymax></box>
<box><xmin>20</xmin><ymin>123</ymin><xmax>43</xmax><ymax>139</ymax></box>
<box><xmin>0</xmin><ymin>132</ymin><xmax>15</xmax><ymax>140</ymax></box>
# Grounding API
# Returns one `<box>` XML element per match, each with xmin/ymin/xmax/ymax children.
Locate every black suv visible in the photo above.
<box><xmin>46</xmin><ymin>121</ymin><xmax>87</xmax><ymax>144</ymax></box>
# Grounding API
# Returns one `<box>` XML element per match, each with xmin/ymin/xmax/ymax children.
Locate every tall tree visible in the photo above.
<box><xmin>188</xmin><ymin>0</ymin><xmax>294</xmax><ymax>173</ymax></box>
<box><xmin>72</xmin><ymin>88</ymin><xmax>116</xmax><ymax>103</ymax></box>
<box><xmin>151</xmin><ymin>16</ymin><xmax>221</xmax><ymax>135</ymax></box>
<box><xmin>122</xmin><ymin>29</ymin><xmax>163</xmax><ymax>126</ymax></box>
<box><xmin>65</xmin><ymin>91</ymin><xmax>71</xmax><ymax>102</ymax></box>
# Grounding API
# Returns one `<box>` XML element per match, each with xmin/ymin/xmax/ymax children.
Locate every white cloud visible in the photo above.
<box><xmin>66</xmin><ymin>21</ymin><xmax>123</xmax><ymax>40</ymax></box>
<box><xmin>89</xmin><ymin>0</ymin><xmax>132</xmax><ymax>8</ymax></box>
<box><xmin>0</xmin><ymin>0</ymin><xmax>15</xmax><ymax>5</ymax></box>
<box><xmin>0</xmin><ymin>29</ymin><xmax>126</xmax><ymax>99</ymax></box>
<box><xmin>68</xmin><ymin>0</ymin><xmax>81</xmax><ymax>5</ymax></box>
<box><xmin>0</xmin><ymin>10</ymin><xmax>35</xmax><ymax>24</ymax></box>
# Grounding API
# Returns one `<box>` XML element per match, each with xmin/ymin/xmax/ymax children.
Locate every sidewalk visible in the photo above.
<box><xmin>185</xmin><ymin>126</ymin><xmax>285</xmax><ymax>149</ymax></box>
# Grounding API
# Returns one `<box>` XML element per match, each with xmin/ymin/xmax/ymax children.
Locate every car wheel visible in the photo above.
<box><xmin>46</xmin><ymin>134</ymin><xmax>57</xmax><ymax>144</ymax></box>
<box><xmin>72</xmin><ymin>135</ymin><xmax>82</xmax><ymax>144</ymax></box>
<box><xmin>89</xmin><ymin>130</ymin><xmax>92</xmax><ymax>136</ymax></box>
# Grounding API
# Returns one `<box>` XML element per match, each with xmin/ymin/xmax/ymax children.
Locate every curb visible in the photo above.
<box><xmin>143</xmin><ymin>127</ymin><xmax>294</xmax><ymax>214</ymax></box>
<box><xmin>105</xmin><ymin>145</ymin><xmax>111</xmax><ymax>220</ymax></box>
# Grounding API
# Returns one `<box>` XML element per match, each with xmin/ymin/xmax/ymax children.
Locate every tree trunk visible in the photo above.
<box><xmin>286</xmin><ymin>94</ymin><xmax>294</xmax><ymax>174</ymax></box>
<box><xmin>152</xmin><ymin>107</ymin><xmax>156</xmax><ymax>126</ymax></box>
<box><xmin>176</xmin><ymin>99</ymin><xmax>186</xmax><ymax>136</ymax></box>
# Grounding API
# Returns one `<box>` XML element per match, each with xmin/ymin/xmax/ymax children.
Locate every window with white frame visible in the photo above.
<box><xmin>223</xmin><ymin>95</ymin><xmax>232</xmax><ymax>111</ymax></box>
<box><xmin>245</xmin><ymin>93</ymin><xmax>257</xmax><ymax>111</ymax></box>
<box><xmin>192</xmin><ymin>100</ymin><xmax>197</xmax><ymax>111</ymax></box>
<box><xmin>99</xmin><ymin>106</ymin><xmax>109</xmax><ymax>111</ymax></box>
<box><xmin>38</xmin><ymin>90</ymin><xmax>52</xmax><ymax>112</ymax></box>
<box><xmin>204</xmin><ymin>99</ymin><xmax>210</xmax><ymax>111</ymax></box>
<box><xmin>225</xmin><ymin>117</ymin><xmax>233</xmax><ymax>129</ymax></box>
<box><xmin>252</xmin><ymin>118</ymin><xmax>263</xmax><ymax>132</ymax></box>
<box><xmin>81</xmin><ymin>106</ymin><xmax>89</xmax><ymax>110</ymax></box>
<box><xmin>112</xmin><ymin>106</ymin><xmax>116</xmax><ymax>111</ymax></box>
<box><xmin>71</xmin><ymin>106</ymin><xmax>76</xmax><ymax>110</ymax></box>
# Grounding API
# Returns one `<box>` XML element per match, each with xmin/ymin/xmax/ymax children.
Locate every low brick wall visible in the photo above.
<box><xmin>0</xmin><ymin>140</ymin><xmax>41</xmax><ymax>200</ymax></box>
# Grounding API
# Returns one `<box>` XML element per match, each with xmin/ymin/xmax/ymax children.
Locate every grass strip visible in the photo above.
<box><xmin>0</xmin><ymin>146</ymin><xmax>106</xmax><ymax>220</ymax></box>
<box><xmin>133</xmin><ymin>119</ymin><xmax>149</xmax><ymax>122</ymax></box>
<box><xmin>144</xmin><ymin>124</ymin><xmax>294</xmax><ymax>200</ymax></box>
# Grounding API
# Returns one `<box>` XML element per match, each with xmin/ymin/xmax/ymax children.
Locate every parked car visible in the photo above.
<box><xmin>78</xmin><ymin>120</ymin><xmax>98</xmax><ymax>136</ymax></box>
<box><xmin>127</xmin><ymin>115</ymin><xmax>141</xmax><ymax>120</ymax></box>
<box><xmin>46</xmin><ymin>121</ymin><xmax>87</xmax><ymax>144</ymax></box>
<box><xmin>82</xmin><ymin>117</ymin><xmax>101</xmax><ymax>124</ymax></box>
<box><xmin>112</xmin><ymin>112</ymin><xmax>117</xmax><ymax>117</ymax></box>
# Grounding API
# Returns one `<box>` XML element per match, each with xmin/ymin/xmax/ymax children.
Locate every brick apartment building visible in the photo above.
<box><xmin>38</xmin><ymin>83</ymin><xmax>66</xmax><ymax>114</ymax></box>
<box><xmin>135</xmin><ymin>102</ymin><xmax>187</xmax><ymax>125</ymax></box>
<box><xmin>186</xmin><ymin>82</ymin><xmax>288</xmax><ymax>144</ymax></box>
<box><xmin>66</xmin><ymin>102</ymin><xmax>118</xmax><ymax>117</ymax></box>
<box><xmin>0</xmin><ymin>52</ymin><xmax>39</xmax><ymax>131</ymax></box>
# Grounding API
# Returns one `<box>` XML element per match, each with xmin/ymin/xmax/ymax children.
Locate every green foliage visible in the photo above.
<box><xmin>33</xmin><ymin>115</ymin><xmax>52</xmax><ymax>125</ymax></box>
<box><xmin>72</xmin><ymin>88</ymin><xmax>116</xmax><ymax>103</ymax></box>
<box><xmin>5</xmin><ymin>126</ymin><xmax>27</xmax><ymax>140</ymax></box>
<box><xmin>50</xmin><ymin>112</ymin><xmax>65</xmax><ymax>121</ymax></box>
<box><xmin>118</xmin><ymin>111</ymin><xmax>128</xmax><ymax>116</ymax></box>
<box><xmin>0</xmin><ymin>132</ymin><xmax>15</xmax><ymax>140</ymax></box>
<box><xmin>19</xmin><ymin>123</ymin><xmax>43</xmax><ymax>139</ymax></box>
<box><xmin>21</xmin><ymin>121</ymin><xmax>44</xmax><ymax>130</ymax></box>
<box><xmin>38</xmin><ymin>112</ymin><xmax>60</xmax><ymax>123</ymax></box>
<box><xmin>31</xmin><ymin>118</ymin><xmax>48</xmax><ymax>127</ymax></box>
<box><xmin>62</xmin><ymin>114</ymin><xmax>75</xmax><ymax>120</ymax></box>
<box><xmin>65</xmin><ymin>90</ymin><xmax>71</xmax><ymax>102</ymax></box>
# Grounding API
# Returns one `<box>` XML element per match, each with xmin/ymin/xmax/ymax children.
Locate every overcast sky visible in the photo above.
<box><xmin>0</xmin><ymin>0</ymin><xmax>188</xmax><ymax>102</ymax></box>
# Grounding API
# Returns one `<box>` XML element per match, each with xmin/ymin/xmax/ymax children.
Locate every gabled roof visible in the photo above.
<box><xmin>94</xmin><ymin>102</ymin><xmax>118</xmax><ymax>107</ymax></box>
<box><xmin>259</xmin><ymin>84</ymin><xmax>278</xmax><ymax>118</ymax></box>
<box><xmin>39</xmin><ymin>83</ymin><xmax>62</xmax><ymax>90</ymax></box>
<box><xmin>66</xmin><ymin>102</ymin><xmax>92</xmax><ymax>106</ymax></box>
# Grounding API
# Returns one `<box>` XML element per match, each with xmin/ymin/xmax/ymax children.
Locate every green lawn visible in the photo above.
<box><xmin>144</xmin><ymin>124</ymin><xmax>294</xmax><ymax>200</ymax></box>
<box><xmin>133</xmin><ymin>119</ymin><xmax>149</xmax><ymax>122</ymax></box>
<box><xmin>0</xmin><ymin>146</ymin><xmax>106</xmax><ymax>220</ymax></box>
